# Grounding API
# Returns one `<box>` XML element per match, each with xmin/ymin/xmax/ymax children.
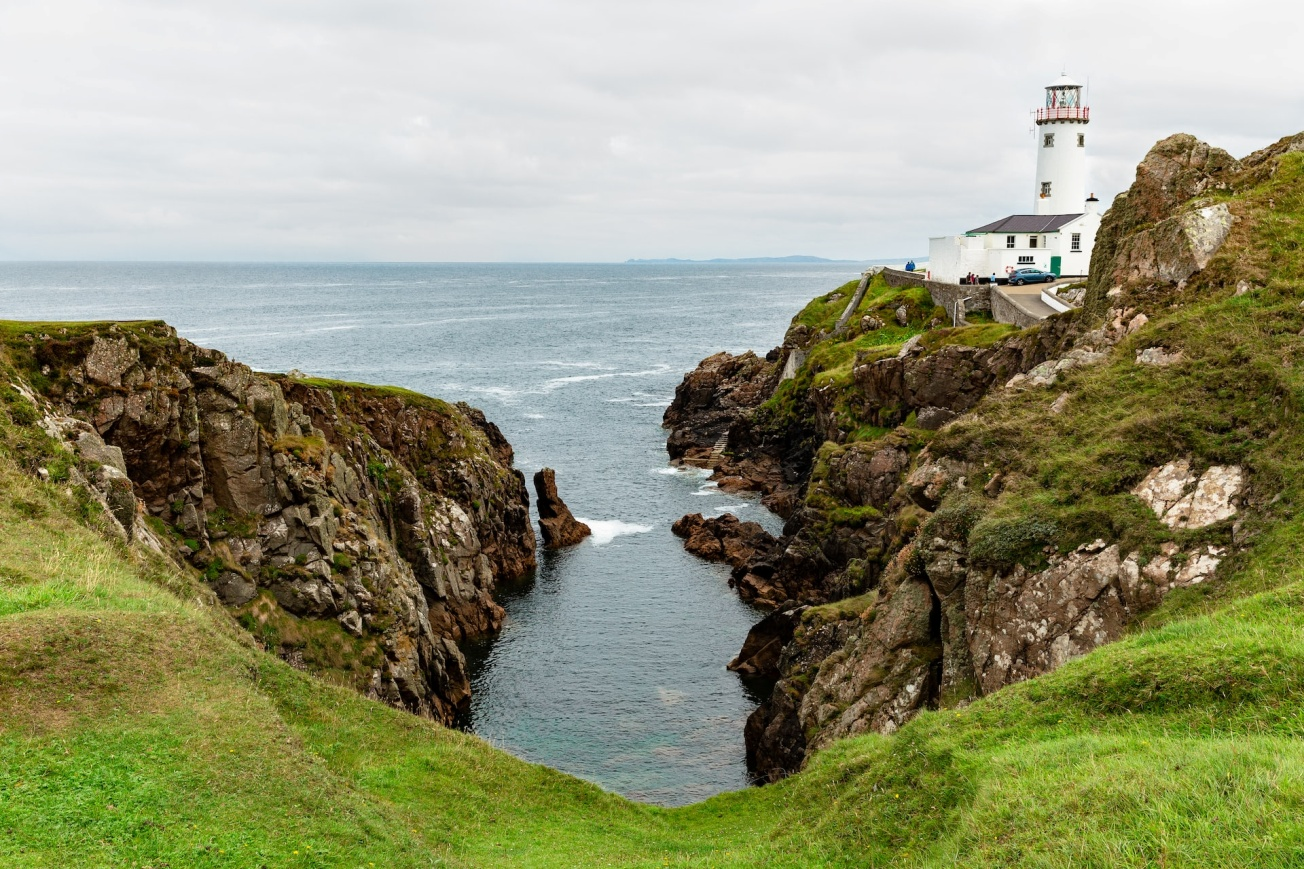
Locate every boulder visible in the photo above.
<box><xmin>83</xmin><ymin>336</ymin><xmax>139</xmax><ymax>387</ymax></box>
<box><xmin>1136</xmin><ymin>347</ymin><xmax>1184</xmax><ymax>366</ymax></box>
<box><xmin>728</xmin><ymin>604</ymin><xmax>807</xmax><ymax>678</ymax></box>
<box><xmin>1132</xmin><ymin>461</ymin><xmax>1243</xmax><ymax>528</ymax></box>
<box><xmin>534</xmin><ymin>468</ymin><xmax>591</xmax><ymax>548</ymax></box>
<box><xmin>671</xmin><ymin>512</ymin><xmax>777</xmax><ymax>569</ymax></box>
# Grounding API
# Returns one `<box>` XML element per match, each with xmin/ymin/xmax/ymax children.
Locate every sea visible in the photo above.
<box><xmin>0</xmin><ymin>261</ymin><xmax>871</xmax><ymax>806</ymax></box>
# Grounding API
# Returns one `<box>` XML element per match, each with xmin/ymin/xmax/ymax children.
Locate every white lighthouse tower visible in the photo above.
<box><xmin>926</xmin><ymin>73</ymin><xmax>1102</xmax><ymax>287</ymax></box>
<box><xmin>1033</xmin><ymin>75</ymin><xmax>1089</xmax><ymax>216</ymax></box>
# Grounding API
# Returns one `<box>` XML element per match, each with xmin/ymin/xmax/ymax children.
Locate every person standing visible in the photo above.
<box><xmin>990</xmin><ymin>272</ymin><xmax>998</xmax><ymax>286</ymax></box>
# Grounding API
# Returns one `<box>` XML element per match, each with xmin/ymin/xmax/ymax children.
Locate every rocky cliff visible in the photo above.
<box><xmin>667</xmin><ymin>131</ymin><xmax>1304</xmax><ymax>783</ymax></box>
<box><xmin>3</xmin><ymin>322</ymin><xmax>535</xmax><ymax>723</ymax></box>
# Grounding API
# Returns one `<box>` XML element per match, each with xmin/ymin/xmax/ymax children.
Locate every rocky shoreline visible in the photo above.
<box><xmin>664</xmin><ymin>131</ymin><xmax>1280</xmax><ymax>784</ymax></box>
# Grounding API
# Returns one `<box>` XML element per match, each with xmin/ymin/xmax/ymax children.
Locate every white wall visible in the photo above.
<box><xmin>928</xmin><ymin>213</ymin><xmax>1101</xmax><ymax>283</ymax></box>
<box><xmin>928</xmin><ymin>235</ymin><xmax>991</xmax><ymax>283</ymax></box>
<box><xmin>1033</xmin><ymin>120</ymin><xmax>1089</xmax><ymax>216</ymax></box>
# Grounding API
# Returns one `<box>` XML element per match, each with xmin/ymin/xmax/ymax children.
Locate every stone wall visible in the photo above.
<box><xmin>882</xmin><ymin>268</ymin><xmax>991</xmax><ymax>325</ymax></box>
<box><xmin>990</xmin><ymin>287</ymin><xmax>1044</xmax><ymax>328</ymax></box>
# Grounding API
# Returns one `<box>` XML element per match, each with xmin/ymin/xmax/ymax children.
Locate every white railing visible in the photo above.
<box><xmin>1035</xmin><ymin>106</ymin><xmax>1089</xmax><ymax>123</ymax></box>
<box><xmin>1040</xmin><ymin>289</ymin><xmax>1075</xmax><ymax>313</ymax></box>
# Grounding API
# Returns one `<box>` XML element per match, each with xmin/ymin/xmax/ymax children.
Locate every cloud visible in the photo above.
<box><xmin>0</xmin><ymin>0</ymin><xmax>1300</xmax><ymax>261</ymax></box>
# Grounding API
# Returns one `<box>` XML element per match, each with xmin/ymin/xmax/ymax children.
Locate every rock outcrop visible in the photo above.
<box><xmin>533</xmin><ymin>467</ymin><xmax>591</xmax><ymax>548</ymax></box>
<box><xmin>8</xmin><ymin>322</ymin><xmax>535</xmax><ymax>723</ymax></box>
<box><xmin>663</xmin><ymin>350</ymin><xmax>780</xmax><ymax>468</ymax></box>
<box><xmin>671</xmin><ymin>130</ymin><xmax>1292</xmax><ymax>785</ymax></box>
<box><xmin>1132</xmin><ymin>461</ymin><xmax>1244</xmax><ymax>529</ymax></box>
<box><xmin>1084</xmin><ymin>133</ymin><xmax>1241</xmax><ymax>318</ymax></box>
<box><xmin>728</xmin><ymin>603</ymin><xmax>807</xmax><ymax>678</ymax></box>
<box><xmin>671</xmin><ymin>513</ymin><xmax>776</xmax><ymax>568</ymax></box>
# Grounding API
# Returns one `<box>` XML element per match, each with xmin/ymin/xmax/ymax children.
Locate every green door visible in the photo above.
<box><xmin>1050</xmin><ymin>256</ymin><xmax>1062</xmax><ymax>276</ymax></box>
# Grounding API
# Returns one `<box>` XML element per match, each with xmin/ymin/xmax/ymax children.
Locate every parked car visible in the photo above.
<box><xmin>1007</xmin><ymin>267</ymin><xmax>1055</xmax><ymax>285</ymax></box>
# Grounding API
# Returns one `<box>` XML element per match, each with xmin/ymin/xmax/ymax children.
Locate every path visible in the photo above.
<box><xmin>995</xmin><ymin>283</ymin><xmax>1060</xmax><ymax>320</ymax></box>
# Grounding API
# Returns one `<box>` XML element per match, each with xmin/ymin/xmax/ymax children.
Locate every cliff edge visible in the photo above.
<box><xmin>667</xmin><ymin>131</ymin><xmax>1304</xmax><ymax>782</ymax></box>
<box><xmin>2</xmin><ymin>322</ymin><xmax>535</xmax><ymax>722</ymax></box>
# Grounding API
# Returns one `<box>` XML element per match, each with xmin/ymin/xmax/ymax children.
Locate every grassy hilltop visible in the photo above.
<box><xmin>6</xmin><ymin>134</ymin><xmax>1304</xmax><ymax>867</ymax></box>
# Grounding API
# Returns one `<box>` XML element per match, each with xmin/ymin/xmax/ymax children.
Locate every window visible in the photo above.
<box><xmin>1071</xmin><ymin>232</ymin><xmax>1081</xmax><ymax>252</ymax></box>
<box><xmin>1041</xmin><ymin>181</ymin><xmax>1052</xmax><ymax>198</ymax></box>
<box><xmin>1044</xmin><ymin>133</ymin><xmax>1055</xmax><ymax>148</ymax></box>
<box><xmin>1029</xmin><ymin>235</ymin><xmax>1038</xmax><ymax>249</ymax></box>
<box><xmin>1006</xmin><ymin>235</ymin><xmax>1016</xmax><ymax>249</ymax></box>
<box><xmin>1078</xmin><ymin>133</ymin><xmax>1085</xmax><ymax>147</ymax></box>
<box><xmin>1018</xmin><ymin>255</ymin><xmax>1035</xmax><ymax>264</ymax></box>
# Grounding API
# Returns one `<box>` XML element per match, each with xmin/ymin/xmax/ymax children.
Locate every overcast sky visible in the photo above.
<box><xmin>0</xmin><ymin>0</ymin><xmax>1299</xmax><ymax>262</ymax></box>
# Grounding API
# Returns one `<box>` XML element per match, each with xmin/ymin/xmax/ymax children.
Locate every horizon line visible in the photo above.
<box><xmin>0</xmin><ymin>257</ymin><xmax>922</xmax><ymax>266</ymax></box>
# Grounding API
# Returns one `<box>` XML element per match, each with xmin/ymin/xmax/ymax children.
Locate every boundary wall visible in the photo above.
<box><xmin>881</xmin><ymin>268</ymin><xmax>991</xmax><ymax>325</ymax></box>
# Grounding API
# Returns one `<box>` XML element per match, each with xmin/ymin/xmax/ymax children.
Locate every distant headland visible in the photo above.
<box><xmin>624</xmin><ymin>255</ymin><xmax>912</xmax><ymax>265</ymax></box>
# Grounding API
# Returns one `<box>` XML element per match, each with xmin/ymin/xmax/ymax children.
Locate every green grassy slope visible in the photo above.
<box><xmin>4</xmin><ymin>431</ymin><xmax>1304</xmax><ymax>868</ymax></box>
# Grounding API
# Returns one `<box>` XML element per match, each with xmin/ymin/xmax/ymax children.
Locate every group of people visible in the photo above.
<box><xmin>962</xmin><ymin>272</ymin><xmax>1000</xmax><ymax>286</ymax></box>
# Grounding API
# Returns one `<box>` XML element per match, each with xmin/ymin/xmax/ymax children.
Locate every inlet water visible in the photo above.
<box><xmin>0</xmin><ymin>261</ymin><xmax>866</xmax><ymax>805</ymax></box>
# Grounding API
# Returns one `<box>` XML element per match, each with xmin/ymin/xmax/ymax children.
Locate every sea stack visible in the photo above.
<box><xmin>533</xmin><ymin>468</ymin><xmax>591</xmax><ymax>548</ymax></box>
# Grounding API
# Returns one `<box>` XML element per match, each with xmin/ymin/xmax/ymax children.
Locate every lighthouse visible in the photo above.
<box><xmin>925</xmin><ymin>73</ymin><xmax>1102</xmax><ymax>287</ymax></box>
<box><xmin>1033</xmin><ymin>75</ymin><xmax>1090</xmax><ymax>216</ymax></box>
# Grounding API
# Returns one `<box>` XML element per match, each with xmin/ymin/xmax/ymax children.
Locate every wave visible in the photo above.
<box><xmin>537</xmin><ymin>360</ymin><xmax>617</xmax><ymax>370</ymax></box>
<box><xmin>650</xmin><ymin>466</ymin><xmax>711</xmax><ymax>478</ymax></box>
<box><xmin>542</xmin><ymin>364</ymin><xmax>673</xmax><ymax>392</ymax></box>
<box><xmin>575</xmin><ymin>519</ymin><xmax>654</xmax><ymax>546</ymax></box>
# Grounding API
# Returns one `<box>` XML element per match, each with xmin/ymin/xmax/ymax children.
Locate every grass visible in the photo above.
<box><xmin>5</xmin><ymin>460</ymin><xmax>1304</xmax><ymax>866</ymax></box>
<box><xmin>755</xmin><ymin>274</ymin><xmax>1000</xmax><ymax>450</ymax></box>
<box><xmin>291</xmin><ymin>375</ymin><xmax>459</xmax><ymax>417</ymax></box>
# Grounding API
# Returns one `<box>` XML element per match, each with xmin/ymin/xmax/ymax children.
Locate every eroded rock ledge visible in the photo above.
<box><xmin>12</xmin><ymin>322</ymin><xmax>535</xmax><ymax>723</ymax></box>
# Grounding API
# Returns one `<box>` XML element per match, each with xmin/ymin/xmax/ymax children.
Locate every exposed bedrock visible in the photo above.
<box><xmin>533</xmin><ymin>467</ymin><xmax>591</xmax><ymax>548</ymax></box>
<box><xmin>673</xmin><ymin>130</ymin><xmax>1278</xmax><ymax>785</ymax></box>
<box><xmin>671</xmin><ymin>512</ymin><xmax>776</xmax><ymax>569</ymax></box>
<box><xmin>16</xmin><ymin>323</ymin><xmax>535</xmax><ymax>724</ymax></box>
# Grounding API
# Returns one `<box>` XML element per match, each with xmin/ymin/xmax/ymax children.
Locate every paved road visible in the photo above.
<box><xmin>997</xmin><ymin>278</ymin><xmax>1079</xmax><ymax>321</ymax></box>
<box><xmin>998</xmin><ymin>284</ymin><xmax>1059</xmax><ymax>320</ymax></box>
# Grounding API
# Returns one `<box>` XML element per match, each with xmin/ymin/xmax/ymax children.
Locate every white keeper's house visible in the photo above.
<box><xmin>928</xmin><ymin>75</ymin><xmax>1102</xmax><ymax>284</ymax></box>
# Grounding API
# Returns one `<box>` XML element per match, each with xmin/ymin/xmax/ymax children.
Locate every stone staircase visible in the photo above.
<box><xmin>707</xmin><ymin>433</ymin><xmax>730</xmax><ymax>469</ymax></box>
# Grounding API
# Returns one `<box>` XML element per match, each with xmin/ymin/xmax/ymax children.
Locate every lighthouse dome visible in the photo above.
<box><xmin>1048</xmin><ymin>74</ymin><xmax>1082</xmax><ymax>88</ymax></box>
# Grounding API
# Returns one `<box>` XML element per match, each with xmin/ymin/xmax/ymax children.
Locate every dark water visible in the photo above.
<box><xmin>0</xmin><ymin>261</ymin><xmax>866</xmax><ymax>805</ymax></box>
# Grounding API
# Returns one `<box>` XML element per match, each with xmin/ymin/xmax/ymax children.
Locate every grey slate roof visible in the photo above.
<box><xmin>967</xmin><ymin>214</ymin><xmax>1084</xmax><ymax>234</ymax></box>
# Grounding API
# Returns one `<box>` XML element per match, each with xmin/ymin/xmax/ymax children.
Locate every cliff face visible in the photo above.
<box><xmin>6</xmin><ymin>323</ymin><xmax>535</xmax><ymax>723</ymax></box>
<box><xmin>669</xmin><ymin>131</ymin><xmax>1304</xmax><ymax>783</ymax></box>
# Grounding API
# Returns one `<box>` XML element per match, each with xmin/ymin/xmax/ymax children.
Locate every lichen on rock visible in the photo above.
<box><xmin>1132</xmin><ymin>461</ymin><xmax>1244</xmax><ymax>529</ymax></box>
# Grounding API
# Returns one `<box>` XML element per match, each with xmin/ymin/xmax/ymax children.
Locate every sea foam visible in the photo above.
<box><xmin>576</xmin><ymin>519</ymin><xmax>654</xmax><ymax>546</ymax></box>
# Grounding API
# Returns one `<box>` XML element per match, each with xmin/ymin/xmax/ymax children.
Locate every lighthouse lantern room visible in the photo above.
<box><xmin>1034</xmin><ymin>75</ymin><xmax>1090</xmax><ymax>216</ymax></box>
